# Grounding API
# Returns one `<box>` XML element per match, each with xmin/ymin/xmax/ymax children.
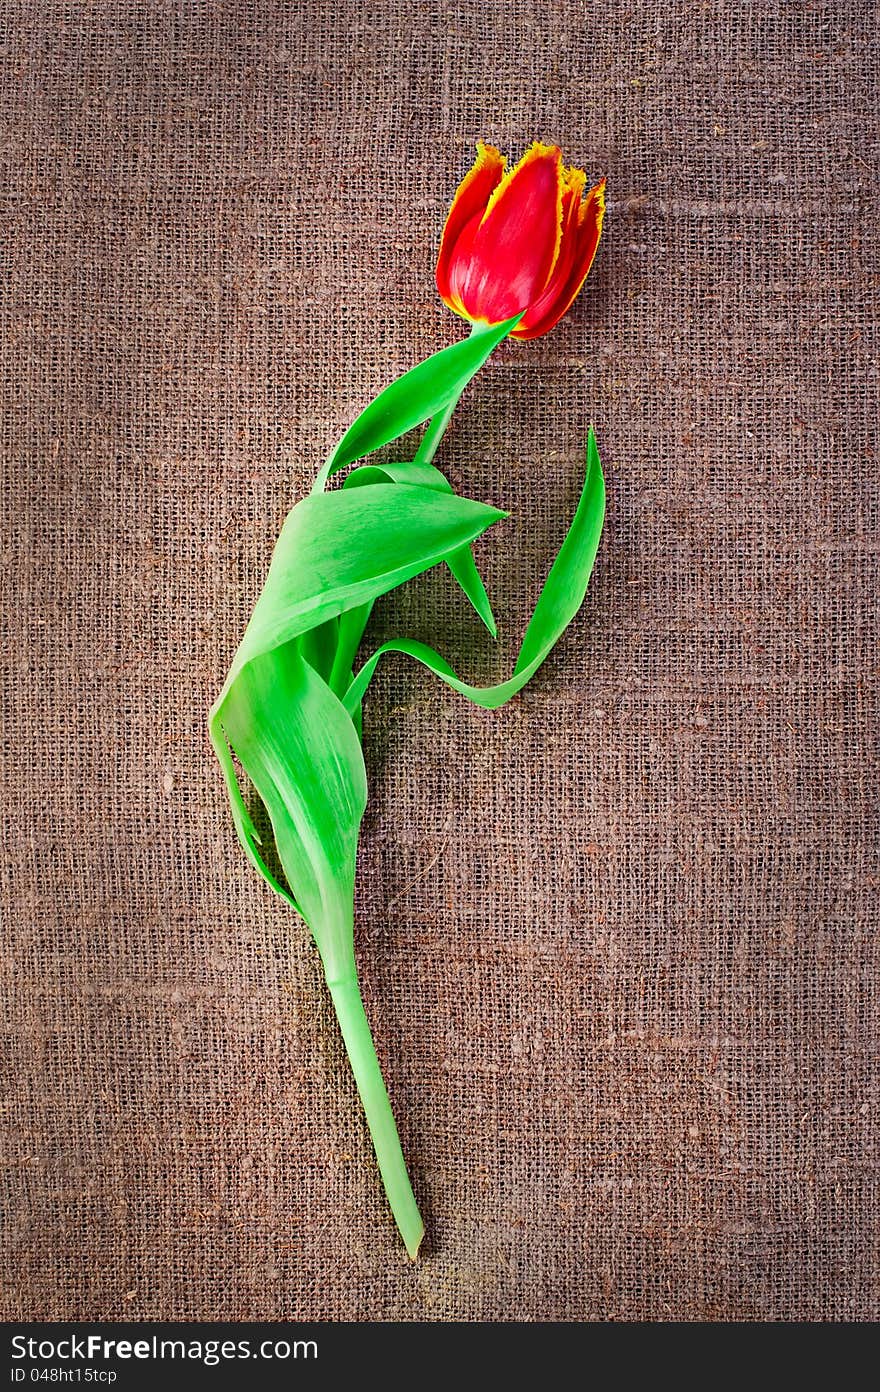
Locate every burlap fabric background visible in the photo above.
<box><xmin>2</xmin><ymin>0</ymin><xmax>877</xmax><ymax>1322</ymax></box>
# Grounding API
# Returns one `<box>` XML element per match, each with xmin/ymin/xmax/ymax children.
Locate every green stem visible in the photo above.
<box><xmin>327</xmin><ymin>974</ymin><xmax>424</xmax><ymax>1259</ymax></box>
<box><xmin>413</xmin><ymin>393</ymin><xmax>460</xmax><ymax>465</ymax></box>
<box><xmin>414</xmin><ymin>321</ymin><xmax>491</xmax><ymax>466</ymax></box>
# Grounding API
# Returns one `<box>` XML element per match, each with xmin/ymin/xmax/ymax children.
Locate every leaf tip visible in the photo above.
<box><xmin>405</xmin><ymin>1222</ymin><xmax>426</xmax><ymax>1261</ymax></box>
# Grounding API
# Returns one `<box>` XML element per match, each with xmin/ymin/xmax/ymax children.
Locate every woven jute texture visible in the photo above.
<box><xmin>2</xmin><ymin>0</ymin><xmax>877</xmax><ymax>1322</ymax></box>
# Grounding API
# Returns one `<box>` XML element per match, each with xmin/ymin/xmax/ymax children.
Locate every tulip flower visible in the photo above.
<box><xmin>436</xmin><ymin>140</ymin><xmax>606</xmax><ymax>339</ymax></box>
<box><xmin>213</xmin><ymin>144</ymin><xmax>607</xmax><ymax>1260</ymax></box>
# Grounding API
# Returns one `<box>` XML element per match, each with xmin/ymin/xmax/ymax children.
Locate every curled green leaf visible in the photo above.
<box><xmin>343</xmin><ymin>427</ymin><xmax>605</xmax><ymax>714</ymax></box>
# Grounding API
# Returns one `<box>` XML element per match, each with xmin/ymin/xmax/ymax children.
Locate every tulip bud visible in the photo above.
<box><xmin>437</xmin><ymin>140</ymin><xmax>605</xmax><ymax>340</ymax></box>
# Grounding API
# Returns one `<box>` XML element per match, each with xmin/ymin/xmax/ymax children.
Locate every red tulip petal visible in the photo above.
<box><xmin>450</xmin><ymin>142</ymin><xmax>564</xmax><ymax>323</ymax></box>
<box><xmin>512</xmin><ymin>167</ymin><xmax>585</xmax><ymax>328</ymax></box>
<box><xmin>512</xmin><ymin>176</ymin><xmax>606</xmax><ymax>339</ymax></box>
<box><xmin>440</xmin><ymin>207</ymin><xmax>484</xmax><ymax>320</ymax></box>
<box><xmin>436</xmin><ymin>141</ymin><xmax>506</xmax><ymax>311</ymax></box>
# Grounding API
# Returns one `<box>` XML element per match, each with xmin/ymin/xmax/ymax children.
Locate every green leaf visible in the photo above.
<box><xmin>313</xmin><ymin>317</ymin><xmax>517</xmax><ymax>490</ymax></box>
<box><xmin>209</xmin><ymin>719</ymin><xmax>297</xmax><ymax>906</ymax></box>
<box><xmin>210</xmin><ymin>480</ymin><xmax>507</xmax><ymax>897</ymax></box>
<box><xmin>296</xmin><ymin>615</ymin><xmax>340</xmax><ymax>682</ymax></box>
<box><xmin>343</xmin><ymin>459</ymin><xmax>496</xmax><ymax>635</ymax></box>
<box><xmin>219</xmin><ymin>641</ymin><xmax>366</xmax><ymax>980</ymax></box>
<box><xmin>343</xmin><ymin>428</ymin><xmax>605</xmax><ymax>714</ymax></box>
<box><xmin>216</xmin><ymin>482</ymin><xmax>506</xmax><ymax>707</ymax></box>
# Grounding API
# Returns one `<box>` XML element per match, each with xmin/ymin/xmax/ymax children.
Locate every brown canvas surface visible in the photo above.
<box><xmin>2</xmin><ymin>0</ymin><xmax>877</xmax><ymax>1321</ymax></box>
